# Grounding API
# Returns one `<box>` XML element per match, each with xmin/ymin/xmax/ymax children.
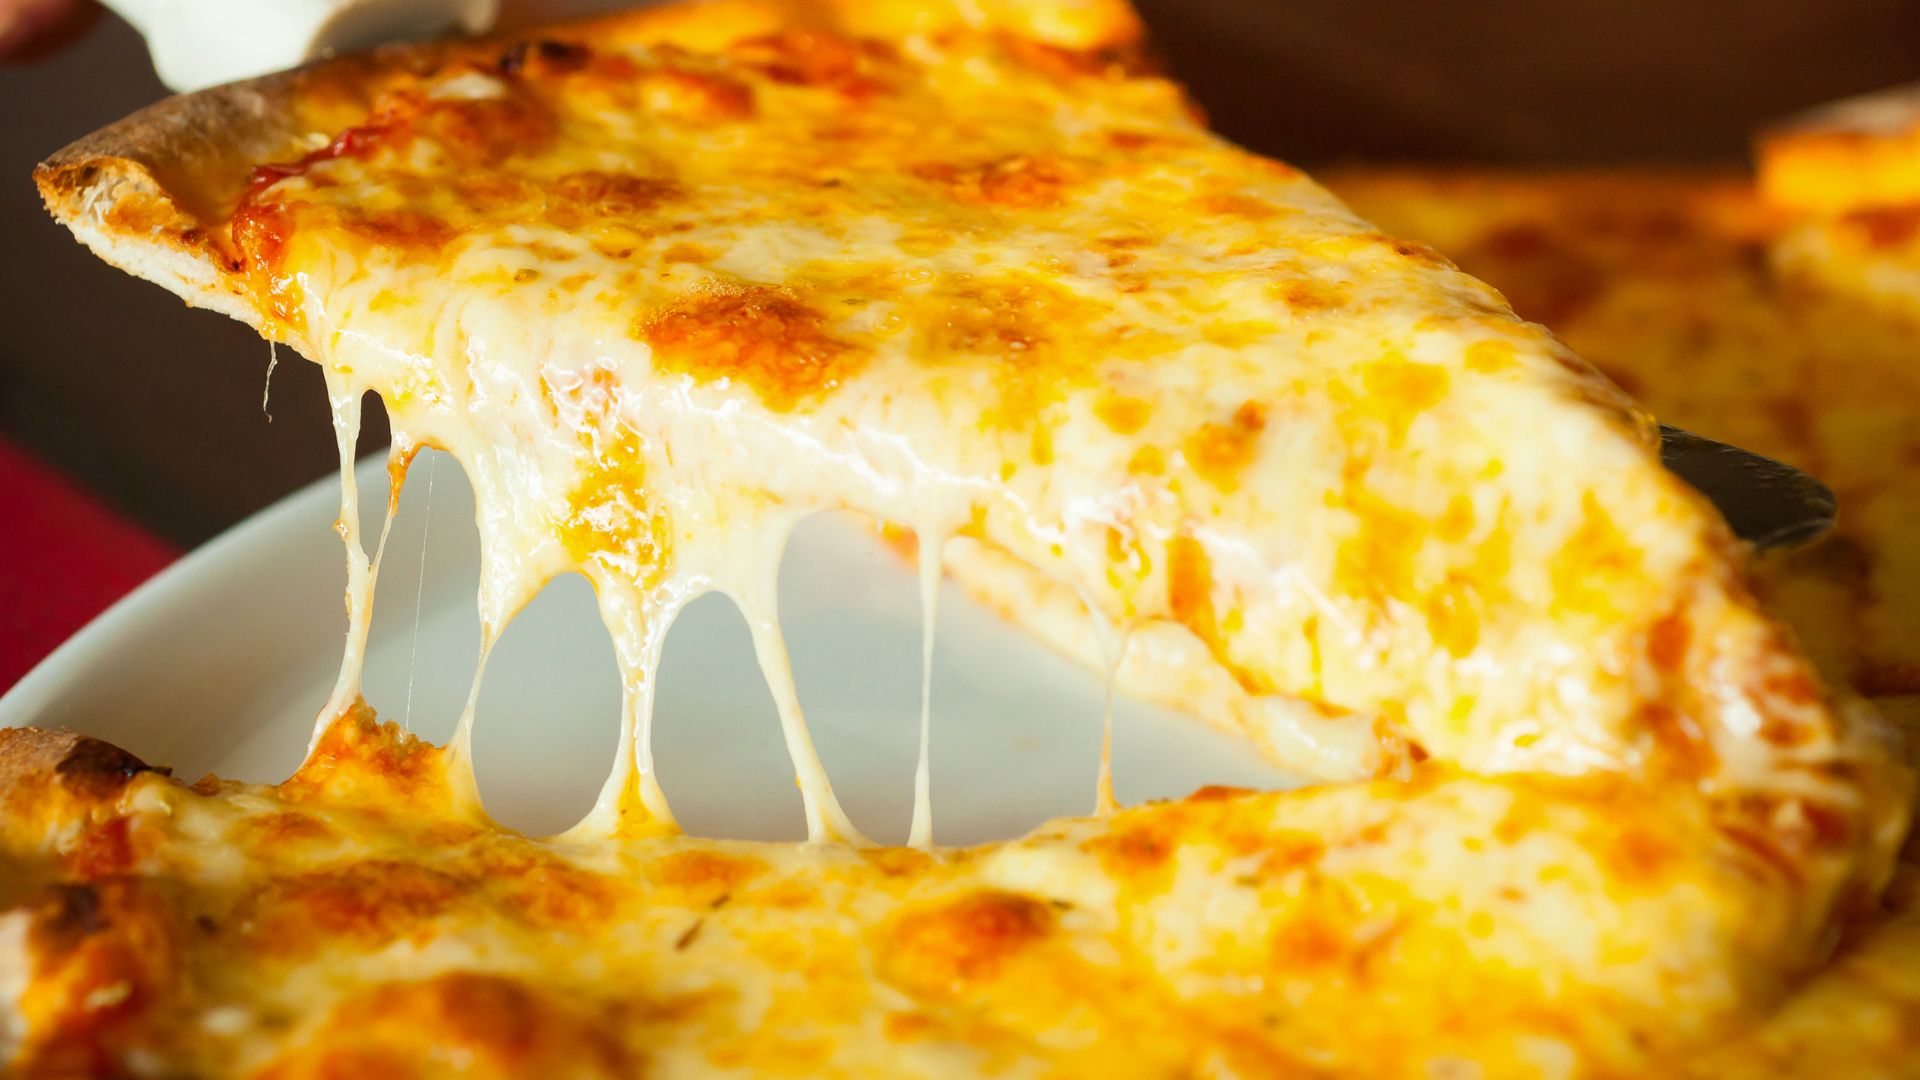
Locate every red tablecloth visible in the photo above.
<box><xmin>0</xmin><ymin>439</ymin><xmax>179</xmax><ymax>691</ymax></box>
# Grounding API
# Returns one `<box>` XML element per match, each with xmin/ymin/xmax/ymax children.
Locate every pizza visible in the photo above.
<box><xmin>1758</xmin><ymin>83</ymin><xmax>1920</xmax><ymax>215</ymax></box>
<box><xmin>1322</xmin><ymin>162</ymin><xmax>1920</xmax><ymax>1076</ymax></box>
<box><xmin>12</xmin><ymin>0</ymin><xmax>1915</xmax><ymax>1075</ymax></box>
<box><xmin>1757</xmin><ymin>85</ymin><xmax>1920</xmax><ymax>345</ymax></box>
<box><xmin>1329</xmin><ymin>167</ymin><xmax>1920</xmax><ymax>707</ymax></box>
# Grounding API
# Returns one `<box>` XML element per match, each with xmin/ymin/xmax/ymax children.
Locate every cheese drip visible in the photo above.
<box><xmin>726</xmin><ymin>509</ymin><xmax>866</xmax><ymax>844</ymax></box>
<box><xmin>400</xmin><ymin>446</ymin><xmax>437</xmax><ymax>732</ymax></box>
<box><xmin>294</xmin><ymin>324</ymin><xmax>1251</xmax><ymax>849</ymax></box>
<box><xmin>313</xmin><ymin>374</ymin><xmax>395</xmax><ymax>752</ymax></box>
<box><xmin>304</xmin><ymin>391</ymin><xmax>1154</xmax><ymax>846</ymax></box>
<box><xmin>1084</xmin><ymin>599</ymin><xmax>1130</xmax><ymax>815</ymax></box>
<box><xmin>569</xmin><ymin>579</ymin><xmax>684</xmax><ymax>840</ymax></box>
<box><xmin>441</xmin><ymin>631</ymin><xmax>493</xmax><ymax>821</ymax></box>
<box><xmin>909</xmin><ymin>527</ymin><xmax>945</xmax><ymax>848</ymax></box>
<box><xmin>321</xmin><ymin>407</ymin><xmax>880</xmax><ymax>842</ymax></box>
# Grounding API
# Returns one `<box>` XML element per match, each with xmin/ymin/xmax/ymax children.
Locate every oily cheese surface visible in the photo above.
<box><xmin>1328</xmin><ymin>169</ymin><xmax>1920</xmax><ymax>709</ymax></box>
<box><xmin>9</xmin><ymin>151</ymin><xmax>1919</xmax><ymax>1073</ymax></box>
<box><xmin>0</xmin><ymin>712</ymin><xmax>1913</xmax><ymax>1079</ymax></box>
<box><xmin>1328</xmin><ymin>166</ymin><xmax>1920</xmax><ymax>1074</ymax></box>
<box><xmin>39</xmin><ymin>5</ymin><xmax>1868</xmax><ymax>800</ymax></box>
<box><xmin>17</xmin><ymin>3</ymin><xmax>1913</xmax><ymax>1075</ymax></box>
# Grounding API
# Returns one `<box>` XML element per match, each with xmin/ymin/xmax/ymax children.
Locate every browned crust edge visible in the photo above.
<box><xmin>39</xmin><ymin>67</ymin><xmax>308</xmax><ymax>198</ymax></box>
<box><xmin>0</xmin><ymin>727</ymin><xmax>163</xmax><ymax>803</ymax></box>
<box><xmin>34</xmin><ymin>62</ymin><xmax>319</xmax><ymax>344</ymax></box>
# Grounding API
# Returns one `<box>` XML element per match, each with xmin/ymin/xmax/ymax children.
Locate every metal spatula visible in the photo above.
<box><xmin>1659</xmin><ymin>425</ymin><xmax>1837</xmax><ymax>550</ymax></box>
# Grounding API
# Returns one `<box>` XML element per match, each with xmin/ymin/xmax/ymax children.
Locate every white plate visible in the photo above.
<box><xmin>0</xmin><ymin>451</ymin><xmax>1291</xmax><ymax>845</ymax></box>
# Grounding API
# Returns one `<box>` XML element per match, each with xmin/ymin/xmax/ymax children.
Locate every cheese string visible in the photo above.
<box><xmin>1082</xmin><ymin>598</ymin><xmax>1129</xmax><ymax>815</ymax></box>
<box><xmin>564</xmin><ymin>574</ymin><xmax>685</xmax><ymax>840</ymax></box>
<box><xmin>908</xmin><ymin>526</ymin><xmax>945</xmax><ymax>849</ymax></box>
<box><xmin>401</xmin><ymin>450</ymin><xmax>437</xmax><ymax>734</ymax></box>
<box><xmin>306</xmin><ymin>395</ymin><xmax>1118</xmax><ymax>838</ymax></box>
<box><xmin>731</xmin><ymin>510</ymin><xmax>867</xmax><ymax>844</ymax></box>
<box><xmin>311</xmin><ymin>375</ymin><xmax>396</xmax><ymax>756</ymax></box>
<box><xmin>443</xmin><ymin>630</ymin><xmax>494</xmax><ymax>822</ymax></box>
<box><xmin>632</xmin><ymin>601</ymin><xmax>676</xmax><ymax>828</ymax></box>
<box><xmin>1097</xmin><ymin>685</ymin><xmax>1118</xmax><ymax>813</ymax></box>
<box><xmin>262</xmin><ymin>340</ymin><xmax>278</xmax><ymax>423</ymax></box>
<box><xmin>626</xmin><ymin>592</ymin><xmax>682</xmax><ymax>834</ymax></box>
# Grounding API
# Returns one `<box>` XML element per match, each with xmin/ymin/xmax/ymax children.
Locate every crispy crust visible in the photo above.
<box><xmin>0</xmin><ymin>727</ymin><xmax>160</xmax><ymax>810</ymax></box>
<box><xmin>36</xmin><ymin>65</ymin><xmax>309</xmax><ymax>340</ymax></box>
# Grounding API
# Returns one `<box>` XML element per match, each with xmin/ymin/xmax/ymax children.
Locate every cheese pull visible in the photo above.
<box><xmin>102</xmin><ymin>0</ymin><xmax>498</xmax><ymax>91</ymax></box>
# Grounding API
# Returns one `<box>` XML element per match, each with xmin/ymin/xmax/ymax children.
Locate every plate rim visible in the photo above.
<box><xmin>0</xmin><ymin>461</ymin><xmax>355</xmax><ymax>729</ymax></box>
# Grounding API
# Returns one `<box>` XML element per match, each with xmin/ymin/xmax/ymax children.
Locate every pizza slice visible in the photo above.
<box><xmin>37</xmin><ymin>0</ymin><xmax>1894</xmax><ymax>814</ymax></box>
<box><xmin>1760</xmin><ymin>85</ymin><xmax>1920</xmax><ymax>332</ymax></box>
<box><xmin>19</xmin><ymin>0</ymin><xmax>1915</xmax><ymax>1074</ymax></box>
<box><xmin>1326</xmin><ymin>166</ymin><xmax>1920</xmax><ymax>707</ymax></box>
<box><xmin>1278</xmin><ymin>162</ymin><xmax>1920</xmax><ymax>1076</ymax></box>
<box><xmin>0</xmin><ymin>713</ymin><xmax>1906</xmax><ymax>1077</ymax></box>
<box><xmin>1759</xmin><ymin>83</ymin><xmax>1920</xmax><ymax>215</ymax></box>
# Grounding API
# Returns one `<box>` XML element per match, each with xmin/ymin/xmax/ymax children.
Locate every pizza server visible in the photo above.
<box><xmin>97</xmin><ymin>0</ymin><xmax>500</xmax><ymax>91</ymax></box>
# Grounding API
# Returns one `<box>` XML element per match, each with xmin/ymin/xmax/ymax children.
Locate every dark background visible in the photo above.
<box><xmin>4</xmin><ymin>0</ymin><xmax>1918</xmax><ymax>544</ymax></box>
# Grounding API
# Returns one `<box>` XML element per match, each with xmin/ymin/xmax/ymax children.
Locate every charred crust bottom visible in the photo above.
<box><xmin>0</xmin><ymin>727</ymin><xmax>165</xmax><ymax>798</ymax></box>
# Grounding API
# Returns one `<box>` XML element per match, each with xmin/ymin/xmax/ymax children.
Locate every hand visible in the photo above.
<box><xmin>0</xmin><ymin>0</ymin><xmax>100</xmax><ymax>61</ymax></box>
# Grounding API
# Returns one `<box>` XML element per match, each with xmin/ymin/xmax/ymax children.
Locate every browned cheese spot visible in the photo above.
<box><xmin>1184</xmin><ymin>401</ymin><xmax>1268</xmax><ymax>492</ymax></box>
<box><xmin>635</xmin><ymin>61</ymin><xmax>758</xmax><ymax>122</ymax></box>
<box><xmin>650</xmin><ymin>849</ymin><xmax>768</xmax><ymax>900</ymax></box>
<box><xmin>638</xmin><ymin>283</ymin><xmax>865</xmax><ymax>410</ymax></box>
<box><xmin>1198</xmin><ymin>192</ymin><xmax>1280</xmax><ymax>220</ymax></box>
<box><xmin>12</xmin><ymin>879</ymin><xmax>179</xmax><ymax>1070</ymax></box>
<box><xmin>731</xmin><ymin>29</ymin><xmax>898</xmax><ymax>99</ymax></box>
<box><xmin>250</xmin><ymin>972</ymin><xmax>636</xmax><ymax>1080</ymax></box>
<box><xmin>545</xmin><ymin>170</ymin><xmax>683</xmax><ymax>229</ymax></box>
<box><xmin>884</xmin><ymin>890</ymin><xmax>1056</xmax><ymax>995</ymax></box>
<box><xmin>911</xmin><ymin>154</ymin><xmax>1072</xmax><ymax>209</ymax></box>
<box><xmin>252</xmin><ymin>860</ymin><xmax>466</xmax><ymax>953</ymax></box>
<box><xmin>1844</xmin><ymin>204</ymin><xmax>1920</xmax><ymax>250</ymax></box>
<box><xmin>341</xmin><ymin>208</ymin><xmax>459</xmax><ymax>253</ymax></box>
<box><xmin>281</xmin><ymin>705</ymin><xmax>456</xmax><ymax>808</ymax></box>
<box><xmin>471</xmin><ymin>846</ymin><xmax>623</xmax><ymax>926</ymax></box>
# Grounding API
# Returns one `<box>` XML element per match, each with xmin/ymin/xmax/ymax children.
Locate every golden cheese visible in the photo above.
<box><xmin>17</xmin><ymin>0</ymin><xmax>1917</xmax><ymax>1075</ymax></box>
<box><xmin>1759</xmin><ymin>83</ymin><xmax>1920</xmax><ymax>214</ymax></box>
<box><xmin>1330</xmin><ymin>168</ymin><xmax>1920</xmax><ymax>711</ymax></box>
<box><xmin>0</xmin><ymin>717</ymin><xmax>1905</xmax><ymax>1078</ymax></box>
<box><xmin>53</xmin><ymin>9</ymin><xmax>1870</xmax><ymax>799</ymax></box>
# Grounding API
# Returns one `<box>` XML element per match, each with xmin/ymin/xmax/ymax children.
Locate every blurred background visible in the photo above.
<box><xmin>2</xmin><ymin>0</ymin><xmax>1918</xmax><ymax>545</ymax></box>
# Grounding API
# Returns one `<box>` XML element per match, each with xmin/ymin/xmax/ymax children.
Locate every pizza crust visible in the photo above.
<box><xmin>0</xmin><ymin>727</ymin><xmax>160</xmax><ymax>809</ymax></box>
<box><xmin>38</xmin><ymin>85</ymin><xmax>288</xmax><ymax>326</ymax></box>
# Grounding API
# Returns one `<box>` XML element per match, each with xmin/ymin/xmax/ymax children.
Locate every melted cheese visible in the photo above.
<box><xmin>214</xmin><ymin>24</ymin><xmax>1883</xmax><ymax>822</ymax></box>
<box><xmin>1759</xmin><ymin>83</ymin><xmax>1920</xmax><ymax>214</ymax></box>
<box><xmin>909</xmin><ymin>527</ymin><xmax>943</xmax><ymax>848</ymax></box>
<box><xmin>2</xmin><ymin>717</ymin><xmax>1914</xmax><ymax>1078</ymax></box>
<box><xmin>1330</xmin><ymin>168</ymin><xmax>1920</xmax><ymax>711</ymax></box>
<box><xmin>20</xmin><ymin>2</ymin><xmax>1919</xmax><ymax>1074</ymax></box>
